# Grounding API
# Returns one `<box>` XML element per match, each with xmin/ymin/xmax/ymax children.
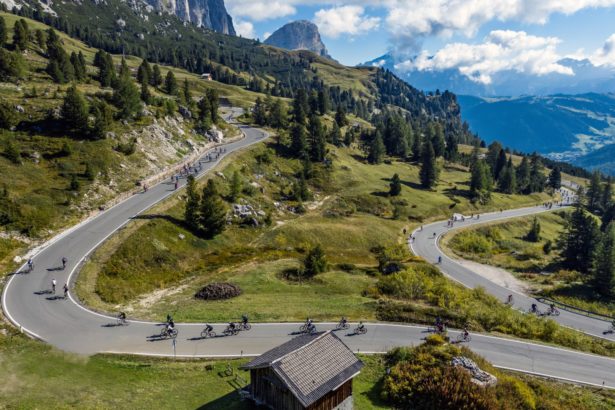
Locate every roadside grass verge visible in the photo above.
<box><xmin>443</xmin><ymin>211</ymin><xmax>615</xmax><ymax>317</ymax></box>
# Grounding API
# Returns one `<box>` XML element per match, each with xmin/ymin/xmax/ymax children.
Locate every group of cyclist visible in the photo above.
<box><xmin>303</xmin><ymin>317</ymin><xmax>366</xmax><ymax>335</ymax></box>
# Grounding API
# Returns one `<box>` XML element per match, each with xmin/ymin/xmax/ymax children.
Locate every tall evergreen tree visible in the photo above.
<box><xmin>229</xmin><ymin>171</ymin><xmax>242</xmax><ymax>202</ymax></box>
<box><xmin>182</xmin><ymin>78</ymin><xmax>191</xmax><ymax>105</ymax></box>
<box><xmin>601</xmin><ymin>176</ymin><xmax>613</xmax><ymax>213</ymax></box>
<box><xmin>444</xmin><ymin>133</ymin><xmax>458</xmax><ymax>162</ymax></box>
<box><xmin>470</xmin><ymin>159</ymin><xmax>492</xmax><ymax>203</ymax></box>
<box><xmin>335</xmin><ymin>105</ymin><xmax>348</xmax><ymax>127</ymax></box>
<box><xmin>252</xmin><ymin>97</ymin><xmax>267</xmax><ymax>125</ymax></box>
<box><xmin>317</xmin><ymin>89</ymin><xmax>329</xmax><ymax>115</ymax></box>
<box><xmin>0</xmin><ymin>16</ymin><xmax>7</xmax><ymax>47</ymax></box>
<box><xmin>368</xmin><ymin>131</ymin><xmax>385</xmax><ymax>164</ymax></box>
<box><xmin>90</xmin><ymin>101</ymin><xmax>112</xmax><ymax>140</ymax></box>
<box><xmin>548</xmin><ymin>167</ymin><xmax>562</xmax><ymax>191</ymax></box>
<box><xmin>561</xmin><ymin>198</ymin><xmax>600</xmax><ymax>272</ymax></box>
<box><xmin>199</xmin><ymin>179</ymin><xmax>227</xmax><ymax>238</ymax></box>
<box><xmin>290</xmin><ymin>123</ymin><xmax>308</xmax><ymax>159</ymax></box>
<box><xmin>140</xmin><ymin>81</ymin><xmax>151</xmax><ymax>104</ymax></box>
<box><xmin>151</xmin><ymin>64</ymin><xmax>163</xmax><ymax>87</ymax></box>
<box><xmin>389</xmin><ymin>173</ymin><xmax>402</xmax><ymax>196</ymax></box>
<box><xmin>593</xmin><ymin>223</ymin><xmax>615</xmax><ymax>298</ymax></box>
<box><xmin>330</xmin><ymin>122</ymin><xmax>342</xmax><ymax>147</ymax></box>
<box><xmin>497</xmin><ymin>158</ymin><xmax>516</xmax><ymax>194</ymax></box>
<box><xmin>113</xmin><ymin>71</ymin><xmax>141</xmax><ymax>119</ymax></box>
<box><xmin>184</xmin><ymin>175</ymin><xmax>200</xmax><ymax>231</ymax></box>
<box><xmin>587</xmin><ymin>171</ymin><xmax>604</xmax><ymax>213</ymax></box>
<box><xmin>430</xmin><ymin>123</ymin><xmax>445</xmax><ymax>158</ymax></box>
<box><xmin>528</xmin><ymin>153</ymin><xmax>546</xmax><ymax>193</ymax></box>
<box><xmin>12</xmin><ymin>19</ymin><xmax>28</xmax><ymax>51</ymax></box>
<box><xmin>494</xmin><ymin>149</ymin><xmax>507</xmax><ymax>181</ymax></box>
<box><xmin>164</xmin><ymin>70</ymin><xmax>178</xmax><ymax>95</ymax></box>
<box><xmin>516</xmin><ymin>156</ymin><xmax>531</xmax><ymax>194</ymax></box>
<box><xmin>61</xmin><ymin>84</ymin><xmax>89</xmax><ymax>135</ymax></box>
<box><xmin>268</xmin><ymin>99</ymin><xmax>286</xmax><ymax>129</ymax></box>
<box><xmin>137</xmin><ymin>59</ymin><xmax>152</xmax><ymax>85</ymax></box>
<box><xmin>419</xmin><ymin>138</ymin><xmax>437</xmax><ymax>189</ymax></box>
<box><xmin>525</xmin><ymin>217</ymin><xmax>541</xmax><ymax>242</ymax></box>
<box><xmin>308</xmin><ymin>114</ymin><xmax>326</xmax><ymax>162</ymax></box>
<box><xmin>292</xmin><ymin>89</ymin><xmax>309</xmax><ymax>124</ymax></box>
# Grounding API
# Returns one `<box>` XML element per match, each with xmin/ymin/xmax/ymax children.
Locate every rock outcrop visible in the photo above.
<box><xmin>143</xmin><ymin>0</ymin><xmax>236</xmax><ymax>35</ymax></box>
<box><xmin>264</xmin><ymin>20</ymin><xmax>331</xmax><ymax>59</ymax></box>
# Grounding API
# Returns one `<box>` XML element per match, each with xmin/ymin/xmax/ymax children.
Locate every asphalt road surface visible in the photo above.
<box><xmin>3</xmin><ymin>113</ymin><xmax>615</xmax><ymax>388</ymax></box>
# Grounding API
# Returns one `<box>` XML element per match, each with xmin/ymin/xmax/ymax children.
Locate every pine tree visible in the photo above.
<box><xmin>601</xmin><ymin>177</ymin><xmax>613</xmax><ymax>213</ymax></box>
<box><xmin>525</xmin><ymin>217</ymin><xmax>541</xmax><ymax>242</ymax></box>
<box><xmin>90</xmin><ymin>101</ymin><xmax>112</xmax><ymax>140</ymax></box>
<box><xmin>94</xmin><ymin>50</ymin><xmax>116</xmax><ymax>87</ymax></box>
<box><xmin>587</xmin><ymin>171</ymin><xmax>603</xmax><ymax>213</ymax></box>
<box><xmin>470</xmin><ymin>157</ymin><xmax>493</xmax><ymax>203</ymax></box>
<box><xmin>494</xmin><ymin>149</ymin><xmax>507</xmax><ymax>181</ymax></box>
<box><xmin>548</xmin><ymin>167</ymin><xmax>562</xmax><ymax>190</ymax></box>
<box><xmin>140</xmin><ymin>81</ymin><xmax>151</xmax><ymax>104</ymax></box>
<box><xmin>206</xmin><ymin>88</ymin><xmax>219</xmax><ymax>123</ymax></box>
<box><xmin>330</xmin><ymin>122</ymin><xmax>342</xmax><ymax>147</ymax></box>
<box><xmin>182</xmin><ymin>78</ymin><xmax>191</xmax><ymax>105</ymax></box>
<box><xmin>70</xmin><ymin>51</ymin><xmax>86</xmax><ymax>81</ymax></box>
<box><xmin>252</xmin><ymin>97</ymin><xmax>267</xmax><ymax>125</ymax></box>
<box><xmin>335</xmin><ymin>105</ymin><xmax>348</xmax><ymax>127</ymax></box>
<box><xmin>184</xmin><ymin>175</ymin><xmax>200</xmax><ymax>231</ymax></box>
<box><xmin>164</xmin><ymin>70</ymin><xmax>178</xmax><ymax>95</ymax></box>
<box><xmin>486</xmin><ymin>141</ymin><xmax>503</xmax><ymax>174</ymax></box>
<box><xmin>292</xmin><ymin>89</ymin><xmax>309</xmax><ymax>124</ymax></box>
<box><xmin>137</xmin><ymin>59</ymin><xmax>152</xmax><ymax>85</ymax></box>
<box><xmin>0</xmin><ymin>100</ymin><xmax>17</xmax><ymax>130</ymax></box>
<box><xmin>317</xmin><ymin>89</ymin><xmax>329</xmax><ymax>115</ymax></box>
<box><xmin>444</xmin><ymin>133</ymin><xmax>458</xmax><ymax>162</ymax></box>
<box><xmin>368</xmin><ymin>131</ymin><xmax>385</xmax><ymax>164</ymax></box>
<box><xmin>151</xmin><ymin>64</ymin><xmax>163</xmax><ymax>87</ymax></box>
<box><xmin>0</xmin><ymin>16</ymin><xmax>6</xmax><ymax>47</ymax></box>
<box><xmin>308</xmin><ymin>114</ymin><xmax>326</xmax><ymax>162</ymax></box>
<box><xmin>290</xmin><ymin>123</ymin><xmax>308</xmax><ymax>159</ymax></box>
<box><xmin>497</xmin><ymin>158</ymin><xmax>516</xmax><ymax>194</ymax></box>
<box><xmin>113</xmin><ymin>71</ymin><xmax>141</xmax><ymax>119</ymax></box>
<box><xmin>199</xmin><ymin>179</ymin><xmax>227</xmax><ymax>238</ymax></box>
<box><xmin>61</xmin><ymin>84</ymin><xmax>89</xmax><ymax>135</ymax></box>
<box><xmin>561</xmin><ymin>199</ymin><xmax>600</xmax><ymax>272</ymax></box>
<box><xmin>229</xmin><ymin>170</ymin><xmax>242</xmax><ymax>202</ymax></box>
<box><xmin>35</xmin><ymin>29</ymin><xmax>46</xmax><ymax>51</ymax></box>
<box><xmin>430</xmin><ymin>123</ymin><xmax>445</xmax><ymax>158</ymax></box>
<box><xmin>592</xmin><ymin>223</ymin><xmax>615</xmax><ymax>298</ymax></box>
<box><xmin>12</xmin><ymin>19</ymin><xmax>28</xmax><ymax>51</ymax></box>
<box><xmin>389</xmin><ymin>173</ymin><xmax>402</xmax><ymax>196</ymax></box>
<box><xmin>419</xmin><ymin>138</ymin><xmax>437</xmax><ymax>189</ymax></box>
<box><xmin>528</xmin><ymin>153</ymin><xmax>545</xmax><ymax>193</ymax></box>
<box><xmin>411</xmin><ymin>133</ymin><xmax>421</xmax><ymax>161</ymax></box>
<box><xmin>268</xmin><ymin>99</ymin><xmax>286</xmax><ymax>129</ymax></box>
<box><xmin>516</xmin><ymin>156</ymin><xmax>531</xmax><ymax>194</ymax></box>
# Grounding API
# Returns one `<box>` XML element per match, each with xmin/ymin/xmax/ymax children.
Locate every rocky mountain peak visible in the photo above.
<box><xmin>264</xmin><ymin>20</ymin><xmax>331</xmax><ymax>59</ymax></box>
<box><xmin>143</xmin><ymin>0</ymin><xmax>235</xmax><ymax>35</ymax></box>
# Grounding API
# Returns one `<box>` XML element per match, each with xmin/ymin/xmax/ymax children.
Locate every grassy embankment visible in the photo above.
<box><xmin>444</xmin><ymin>211</ymin><xmax>615</xmax><ymax>317</ymax></box>
<box><xmin>1</xmin><ymin>328</ymin><xmax>613</xmax><ymax>409</ymax></box>
<box><xmin>77</xmin><ymin>140</ymin><xmax>551</xmax><ymax>322</ymax></box>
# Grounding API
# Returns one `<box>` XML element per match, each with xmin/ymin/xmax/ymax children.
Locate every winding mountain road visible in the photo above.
<box><xmin>3</xmin><ymin>112</ymin><xmax>615</xmax><ymax>389</ymax></box>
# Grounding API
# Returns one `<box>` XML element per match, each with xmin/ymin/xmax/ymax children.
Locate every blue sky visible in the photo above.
<box><xmin>225</xmin><ymin>1</ymin><xmax>615</xmax><ymax>85</ymax></box>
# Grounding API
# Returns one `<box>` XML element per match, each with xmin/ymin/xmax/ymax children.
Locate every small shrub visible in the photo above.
<box><xmin>303</xmin><ymin>244</ymin><xmax>327</xmax><ymax>277</ymax></box>
<box><xmin>115</xmin><ymin>137</ymin><xmax>137</xmax><ymax>156</ymax></box>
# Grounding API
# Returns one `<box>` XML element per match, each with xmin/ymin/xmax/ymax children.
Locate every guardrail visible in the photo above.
<box><xmin>537</xmin><ymin>296</ymin><xmax>614</xmax><ymax>322</ymax></box>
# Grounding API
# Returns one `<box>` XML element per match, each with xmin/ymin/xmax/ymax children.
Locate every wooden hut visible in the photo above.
<box><xmin>242</xmin><ymin>331</ymin><xmax>364</xmax><ymax>410</ymax></box>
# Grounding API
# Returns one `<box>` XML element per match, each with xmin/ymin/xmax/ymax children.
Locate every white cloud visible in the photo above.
<box><xmin>263</xmin><ymin>32</ymin><xmax>272</xmax><ymax>41</ymax></box>
<box><xmin>234</xmin><ymin>20</ymin><xmax>256</xmax><ymax>39</ymax></box>
<box><xmin>313</xmin><ymin>5</ymin><xmax>380</xmax><ymax>38</ymax></box>
<box><xmin>395</xmin><ymin>30</ymin><xmax>573</xmax><ymax>84</ymax></box>
<box><xmin>591</xmin><ymin>34</ymin><xmax>615</xmax><ymax>67</ymax></box>
<box><xmin>226</xmin><ymin>0</ymin><xmax>297</xmax><ymax>21</ymax></box>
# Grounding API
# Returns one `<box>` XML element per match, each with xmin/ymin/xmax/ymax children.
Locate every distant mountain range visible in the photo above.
<box><xmin>364</xmin><ymin>54</ymin><xmax>615</xmax><ymax>97</ymax></box>
<box><xmin>264</xmin><ymin>20</ymin><xmax>331</xmax><ymax>59</ymax></box>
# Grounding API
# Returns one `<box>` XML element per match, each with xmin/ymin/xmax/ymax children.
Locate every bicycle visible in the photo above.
<box><xmin>354</xmin><ymin>325</ymin><xmax>367</xmax><ymax>335</ymax></box>
<box><xmin>545</xmin><ymin>307</ymin><xmax>560</xmax><ymax>317</ymax></box>
<box><xmin>456</xmin><ymin>332</ymin><xmax>472</xmax><ymax>343</ymax></box>
<box><xmin>300</xmin><ymin>323</ymin><xmax>316</xmax><ymax>334</ymax></box>
<box><xmin>223</xmin><ymin>325</ymin><xmax>239</xmax><ymax>336</ymax></box>
<box><xmin>201</xmin><ymin>328</ymin><xmax>216</xmax><ymax>338</ymax></box>
<box><xmin>160</xmin><ymin>327</ymin><xmax>178</xmax><ymax>339</ymax></box>
<box><xmin>335</xmin><ymin>320</ymin><xmax>349</xmax><ymax>330</ymax></box>
<box><xmin>238</xmin><ymin>322</ymin><xmax>251</xmax><ymax>331</ymax></box>
<box><xmin>117</xmin><ymin>317</ymin><xmax>128</xmax><ymax>326</ymax></box>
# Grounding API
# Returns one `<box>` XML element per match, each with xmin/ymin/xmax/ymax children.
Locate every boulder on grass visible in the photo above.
<box><xmin>195</xmin><ymin>282</ymin><xmax>242</xmax><ymax>301</ymax></box>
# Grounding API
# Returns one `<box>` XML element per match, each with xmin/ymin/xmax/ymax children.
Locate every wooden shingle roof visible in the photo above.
<box><xmin>243</xmin><ymin>331</ymin><xmax>364</xmax><ymax>407</ymax></box>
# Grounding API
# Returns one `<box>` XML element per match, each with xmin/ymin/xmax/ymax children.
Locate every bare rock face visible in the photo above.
<box><xmin>264</xmin><ymin>20</ymin><xmax>331</xmax><ymax>59</ymax></box>
<box><xmin>144</xmin><ymin>0</ymin><xmax>235</xmax><ymax>35</ymax></box>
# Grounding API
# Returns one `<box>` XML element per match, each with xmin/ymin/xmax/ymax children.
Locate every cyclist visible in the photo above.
<box><xmin>61</xmin><ymin>257</ymin><xmax>67</xmax><ymax>270</ymax></box>
<box><xmin>549</xmin><ymin>303</ymin><xmax>556</xmax><ymax>314</ymax></box>
<box><xmin>166</xmin><ymin>314</ymin><xmax>173</xmax><ymax>324</ymax></box>
<box><xmin>435</xmin><ymin>316</ymin><xmax>444</xmax><ymax>333</ymax></box>
<box><xmin>165</xmin><ymin>320</ymin><xmax>175</xmax><ymax>335</ymax></box>
<box><xmin>241</xmin><ymin>314</ymin><xmax>249</xmax><ymax>326</ymax></box>
<box><xmin>357</xmin><ymin>321</ymin><xmax>365</xmax><ymax>332</ymax></box>
<box><xmin>204</xmin><ymin>323</ymin><xmax>214</xmax><ymax>335</ymax></box>
<box><xmin>63</xmin><ymin>283</ymin><xmax>69</xmax><ymax>298</ymax></box>
<box><xmin>462</xmin><ymin>326</ymin><xmax>470</xmax><ymax>341</ymax></box>
<box><xmin>530</xmin><ymin>303</ymin><xmax>538</xmax><ymax>314</ymax></box>
<box><xmin>437</xmin><ymin>256</ymin><xmax>442</xmax><ymax>264</ymax></box>
<box><xmin>51</xmin><ymin>278</ymin><xmax>57</xmax><ymax>294</ymax></box>
<box><xmin>506</xmin><ymin>294</ymin><xmax>513</xmax><ymax>305</ymax></box>
<box><xmin>27</xmin><ymin>258</ymin><xmax>33</xmax><ymax>272</ymax></box>
<box><xmin>340</xmin><ymin>316</ymin><xmax>348</xmax><ymax>327</ymax></box>
<box><xmin>118</xmin><ymin>311</ymin><xmax>127</xmax><ymax>325</ymax></box>
<box><xmin>229</xmin><ymin>322</ymin><xmax>236</xmax><ymax>332</ymax></box>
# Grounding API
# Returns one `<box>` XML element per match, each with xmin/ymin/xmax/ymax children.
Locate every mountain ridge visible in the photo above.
<box><xmin>264</xmin><ymin>20</ymin><xmax>331</xmax><ymax>60</ymax></box>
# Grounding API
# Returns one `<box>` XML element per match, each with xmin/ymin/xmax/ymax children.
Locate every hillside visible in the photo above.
<box><xmin>457</xmin><ymin>94</ymin><xmax>615</xmax><ymax>163</ymax></box>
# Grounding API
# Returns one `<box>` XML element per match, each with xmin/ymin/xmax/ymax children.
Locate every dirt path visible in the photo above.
<box><xmin>455</xmin><ymin>259</ymin><xmax>529</xmax><ymax>295</ymax></box>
